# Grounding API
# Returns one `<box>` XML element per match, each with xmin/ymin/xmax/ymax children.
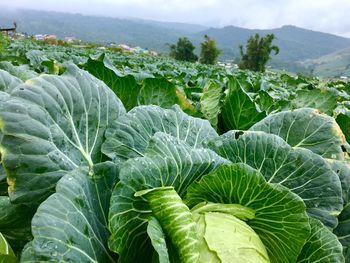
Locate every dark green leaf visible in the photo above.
<box><xmin>219</xmin><ymin>77</ymin><xmax>266</xmax><ymax>131</ymax></box>
<box><xmin>0</xmin><ymin>197</ymin><xmax>33</xmax><ymax>253</ymax></box>
<box><xmin>83</xmin><ymin>54</ymin><xmax>141</xmax><ymax>111</ymax></box>
<box><xmin>336</xmin><ymin>110</ymin><xmax>350</xmax><ymax>143</ymax></box>
<box><xmin>297</xmin><ymin>218</ymin><xmax>344</xmax><ymax>263</ymax></box>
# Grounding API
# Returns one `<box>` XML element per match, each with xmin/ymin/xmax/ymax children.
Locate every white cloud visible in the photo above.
<box><xmin>2</xmin><ymin>0</ymin><xmax>350</xmax><ymax>37</ymax></box>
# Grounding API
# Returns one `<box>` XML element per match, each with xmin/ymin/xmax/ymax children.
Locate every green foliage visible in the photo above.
<box><xmin>0</xmin><ymin>33</ymin><xmax>9</xmax><ymax>53</ymax></box>
<box><xmin>169</xmin><ymin>37</ymin><xmax>198</xmax><ymax>62</ymax></box>
<box><xmin>0</xmin><ymin>38</ymin><xmax>349</xmax><ymax>262</ymax></box>
<box><xmin>199</xmin><ymin>35</ymin><xmax>220</xmax><ymax>65</ymax></box>
<box><xmin>239</xmin><ymin>33</ymin><xmax>279</xmax><ymax>72</ymax></box>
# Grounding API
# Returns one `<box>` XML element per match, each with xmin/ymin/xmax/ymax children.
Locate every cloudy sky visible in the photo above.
<box><xmin>3</xmin><ymin>0</ymin><xmax>350</xmax><ymax>37</ymax></box>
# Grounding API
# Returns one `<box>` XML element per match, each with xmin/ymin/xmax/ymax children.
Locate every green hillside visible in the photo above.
<box><xmin>300</xmin><ymin>47</ymin><xmax>350</xmax><ymax>77</ymax></box>
<box><xmin>199</xmin><ymin>25</ymin><xmax>350</xmax><ymax>69</ymax></box>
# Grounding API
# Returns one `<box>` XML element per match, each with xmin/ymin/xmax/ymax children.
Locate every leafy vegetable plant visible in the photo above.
<box><xmin>0</xmin><ymin>41</ymin><xmax>349</xmax><ymax>262</ymax></box>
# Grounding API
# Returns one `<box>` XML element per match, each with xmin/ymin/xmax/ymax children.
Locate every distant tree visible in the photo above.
<box><xmin>199</xmin><ymin>35</ymin><xmax>220</xmax><ymax>65</ymax></box>
<box><xmin>169</xmin><ymin>37</ymin><xmax>198</xmax><ymax>62</ymax></box>
<box><xmin>0</xmin><ymin>33</ymin><xmax>9</xmax><ymax>52</ymax></box>
<box><xmin>238</xmin><ymin>33</ymin><xmax>279</xmax><ymax>72</ymax></box>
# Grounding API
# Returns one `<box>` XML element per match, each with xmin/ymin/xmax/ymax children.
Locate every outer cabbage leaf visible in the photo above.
<box><xmin>219</xmin><ymin>76</ymin><xmax>266</xmax><ymax>132</ymax></box>
<box><xmin>250</xmin><ymin>108</ymin><xmax>346</xmax><ymax>160</ymax></box>
<box><xmin>336</xmin><ymin>110</ymin><xmax>350</xmax><ymax>143</ymax></box>
<box><xmin>186</xmin><ymin>163</ymin><xmax>310</xmax><ymax>263</ymax></box>
<box><xmin>25</xmin><ymin>50</ymin><xmax>52</xmax><ymax>72</ymax></box>
<box><xmin>291</xmin><ymin>89</ymin><xmax>337</xmax><ymax>115</ymax></box>
<box><xmin>19</xmin><ymin>242</ymin><xmax>35</xmax><ymax>263</ymax></box>
<box><xmin>209</xmin><ymin>131</ymin><xmax>343</xmax><ymax>228</ymax></box>
<box><xmin>0</xmin><ymin>197</ymin><xmax>33</xmax><ymax>253</ymax></box>
<box><xmin>82</xmin><ymin>54</ymin><xmax>141</xmax><ymax>111</ymax></box>
<box><xmin>332</xmin><ymin>160</ymin><xmax>350</xmax><ymax>260</ymax></box>
<box><xmin>28</xmin><ymin>162</ymin><xmax>118</xmax><ymax>262</ymax></box>
<box><xmin>0</xmin><ymin>70</ymin><xmax>22</xmax><ymax>91</ymax></box>
<box><xmin>0</xmin><ymin>65</ymin><xmax>125</xmax><ymax>204</ymax></box>
<box><xmin>0</xmin><ymin>62</ymin><xmax>38</xmax><ymax>81</ymax></box>
<box><xmin>102</xmin><ymin>105</ymin><xmax>219</xmax><ymax>161</ymax></box>
<box><xmin>297</xmin><ymin>218</ymin><xmax>344</xmax><ymax>263</ymax></box>
<box><xmin>138</xmin><ymin>78</ymin><xmax>179</xmax><ymax>108</ymax></box>
<box><xmin>200</xmin><ymin>80</ymin><xmax>223</xmax><ymax>129</ymax></box>
<box><xmin>108</xmin><ymin>132</ymin><xmax>227</xmax><ymax>263</ymax></box>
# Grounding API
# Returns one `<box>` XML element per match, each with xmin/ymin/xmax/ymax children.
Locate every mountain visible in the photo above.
<box><xmin>299</xmin><ymin>47</ymin><xmax>350</xmax><ymax>77</ymax></box>
<box><xmin>0</xmin><ymin>9</ymin><xmax>205</xmax><ymax>51</ymax></box>
<box><xmin>1</xmin><ymin>8</ymin><xmax>350</xmax><ymax>73</ymax></box>
<box><xmin>198</xmin><ymin>25</ymin><xmax>350</xmax><ymax>70</ymax></box>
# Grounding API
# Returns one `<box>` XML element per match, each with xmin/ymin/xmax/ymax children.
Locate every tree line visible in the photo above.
<box><xmin>169</xmin><ymin>33</ymin><xmax>279</xmax><ymax>72</ymax></box>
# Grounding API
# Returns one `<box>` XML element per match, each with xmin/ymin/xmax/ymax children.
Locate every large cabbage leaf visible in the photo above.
<box><xmin>297</xmin><ymin>218</ymin><xmax>344</xmax><ymax>262</ymax></box>
<box><xmin>209</xmin><ymin>131</ymin><xmax>343</xmax><ymax>228</ymax></box>
<box><xmin>82</xmin><ymin>54</ymin><xmax>141</xmax><ymax>111</ymax></box>
<box><xmin>336</xmin><ymin>110</ymin><xmax>350</xmax><ymax>143</ymax></box>
<box><xmin>138</xmin><ymin>77</ymin><xmax>179</xmax><ymax>108</ymax></box>
<box><xmin>219</xmin><ymin>76</ymin><xmax>266</xmax><ymax>132</ymax></box>
<box><xmin>108</xmin><ymin>132</ymin><xmax>227</xmax><ymax>262</ymax></box>
<box><xmin>25</xmin><ymin>162</ymin><xmax>118</xmax><ymax>262</ymax></box>
<box><xmin>250</xmin><ymin>108</ymin><xmax>346</xmax><ymax>160</ymax></box>
<box><xmin>332</xmin><ymin>160</ymin><xmax>350</xmax><ymax>260</ymax></box>
<box><xmin>0</xmin><ymin>62</ymin><xmax>38</xmax><ymax>82</ymax></box>
<box><xmin>0</xmin><ymin>70</ymin><xmax>22</xmax><ymax>91</ymax></box>
<box><xmin>102</xmin><ymin>105</ymin><xmax>219</xmax><ymax>161</ymax></box>
<box><xmin>290</xmin><ymin>89</ymin><xmax>337</xmax><ymax>116</ymax></box>
<box><xmin>0</xmin><ymin>65</ymin><xmax>125</xmax><ymax>204</ymax></box>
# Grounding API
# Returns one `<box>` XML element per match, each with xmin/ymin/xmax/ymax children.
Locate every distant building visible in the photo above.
<box><xmin>0</xmin><ymin>22</ymin><xmax>17</xmax><ymax>36</ymax></box>
<box><xmin>14</xmin><ymin>33</ymin><xmax>26</xmax><ymax>38</ymax></box>
<box><xmin>44</xmin><ymin>34</ymin><xmax>57</xmax><ymax>40</ymax></box>
<box><xmin>34</xmin><ymin>34</ymin><xmax>45</xmax><ymax>41</ymax></box>
<box><xmin>118</xmin><ymin>44</ymin><xmax>135</xmax><ymax>52</ymax></box>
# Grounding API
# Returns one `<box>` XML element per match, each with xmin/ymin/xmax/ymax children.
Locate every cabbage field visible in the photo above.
<box><xmin>0</xmin><ymin>40</ymin><xmax>350</xmax><ymax>262</ymax></box>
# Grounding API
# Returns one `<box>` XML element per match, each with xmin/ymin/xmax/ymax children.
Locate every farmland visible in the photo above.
<box><xmin>0</xmin><ymin>39</ymin><xmax>350</xmax><ymax>262</ymax></box>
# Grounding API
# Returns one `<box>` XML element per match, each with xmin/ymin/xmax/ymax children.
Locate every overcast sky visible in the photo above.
<box><xmin>3</xmin><ymin>0</ymin><xmax>350</xmax><ymax>37</ymax></box>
